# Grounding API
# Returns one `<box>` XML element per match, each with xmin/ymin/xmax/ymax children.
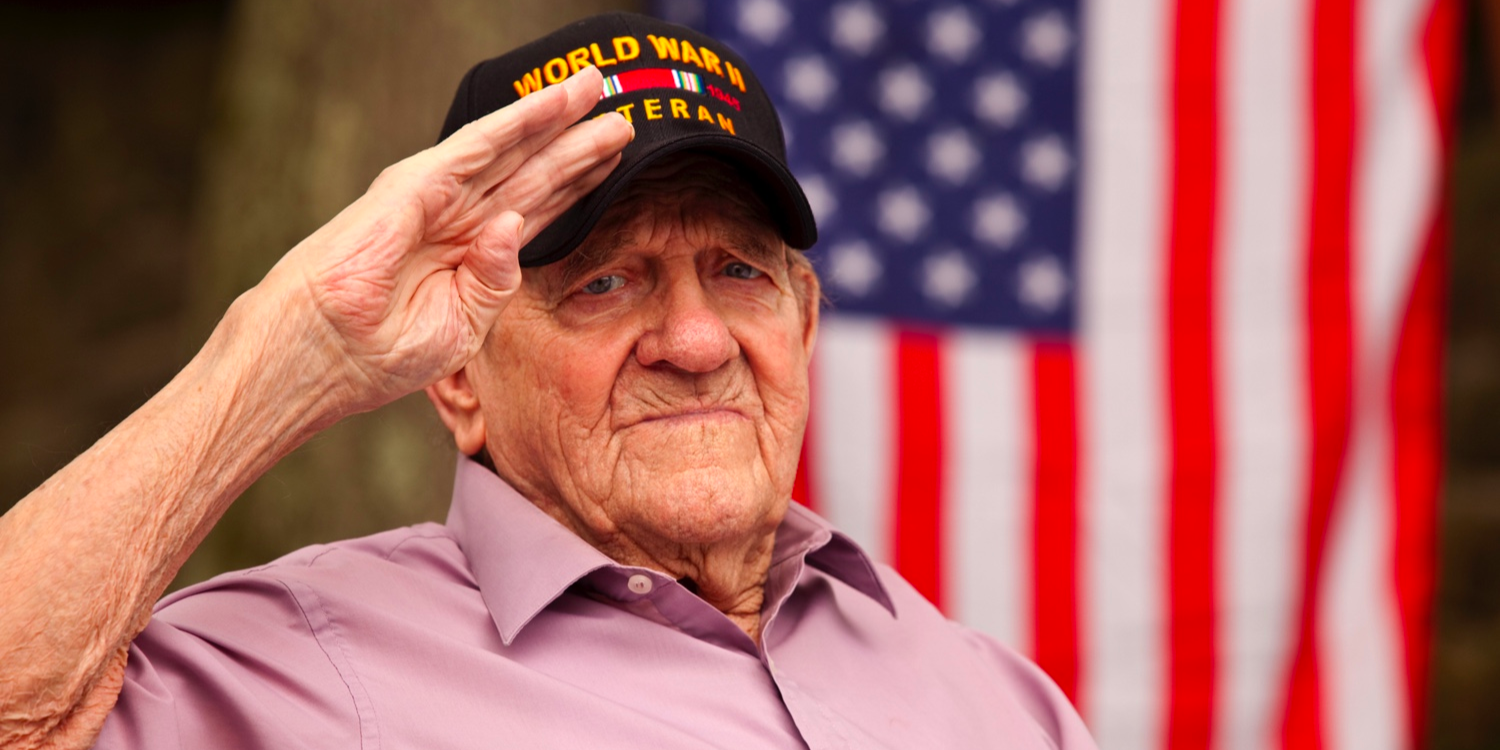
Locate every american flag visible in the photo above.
<box><xmin>656</xmin><ymin>1</ymin><xmax>1455</xmax><ymax>748</ymax></box>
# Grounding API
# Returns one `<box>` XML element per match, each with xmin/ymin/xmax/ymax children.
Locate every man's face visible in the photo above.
<box><xmin>468</xmin><ymin>156</ymin><xmax>819</xmax><ymax>551</ymax></box>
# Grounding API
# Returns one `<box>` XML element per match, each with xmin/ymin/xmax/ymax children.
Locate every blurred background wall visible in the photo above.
<box><xmin>0</xmin><ymin>0</ymin><xmax>1495</xmax><ymax>747</ymax></box>
<box><xmin>1435</xmin><ymin>1</ymin><xmax>1500</xmax><ymax>746</ymax></box>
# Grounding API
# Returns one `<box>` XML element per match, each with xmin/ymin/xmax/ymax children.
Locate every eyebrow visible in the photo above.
<box><xmin>541</xmin><ymin>217</ymin><xmax>787</xmax><ymax>297</ymax></box>
<box><xmin>723</xmin><ymin>222</ymin><xmax>783</xmax><ymax>269</ymax></box>
<box><xmin>548</xmin><ymin>227</ymin><xmax>631</xmax><ymax>295</ymax></box>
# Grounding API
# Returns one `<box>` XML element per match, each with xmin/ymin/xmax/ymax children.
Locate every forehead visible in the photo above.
<box><xmin>543</xmin><ymin>154</ymin><xmax>783</xmax><ymax>282</ymax></box>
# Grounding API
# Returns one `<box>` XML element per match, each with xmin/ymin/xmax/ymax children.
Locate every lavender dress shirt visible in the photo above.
<box><xmin>96</xmin><ymin>458</ymin><xmax>1097</xmax><ymax>749</ymax></box>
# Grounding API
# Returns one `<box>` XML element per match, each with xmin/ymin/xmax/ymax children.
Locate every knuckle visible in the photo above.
<box><xmin>372</xmin><ymin>159</ymin><xmax>417</xmax><ymax>189</ymax></box>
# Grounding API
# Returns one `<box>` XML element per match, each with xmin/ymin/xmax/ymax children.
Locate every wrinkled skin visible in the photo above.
<box><xmin>428</xmin><ymin>155</ymin><xmax>820</xmax><ymax>638</ymax></box>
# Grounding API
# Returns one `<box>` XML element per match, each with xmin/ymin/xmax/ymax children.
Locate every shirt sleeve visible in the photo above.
<box><xmin>94</xmin><ymin>573</ymin><xmax>365</xmax><ymax>750</ymax></box>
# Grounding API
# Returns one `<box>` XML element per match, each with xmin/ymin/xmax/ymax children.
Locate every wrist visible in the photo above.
<box><xmin>187</xmin><ymin>281</ymin><xmax>350</xmax><ymax>457</ymax></box>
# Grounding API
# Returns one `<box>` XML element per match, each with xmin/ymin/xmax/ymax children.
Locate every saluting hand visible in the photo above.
<box><xmin>256</xmin><ymin>66</ymin><xmax>629</xmax><ymax>417</ymax></box>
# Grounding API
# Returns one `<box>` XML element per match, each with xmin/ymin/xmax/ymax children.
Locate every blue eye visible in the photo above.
<box><xmin>582</xmin><ymin>275</ymin><xmax>625</xmax><ymax>295</ymax></box>
<box><xmin>724</xmin><ymin>262</ymin><xmax>763</xmax><ymax>280</ymax></box>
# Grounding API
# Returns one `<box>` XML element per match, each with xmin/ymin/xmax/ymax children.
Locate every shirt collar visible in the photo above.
<box><xmin>445</xmin><ymin>456</ymin><xmax>895</xmax><ymax>645</ymax></box>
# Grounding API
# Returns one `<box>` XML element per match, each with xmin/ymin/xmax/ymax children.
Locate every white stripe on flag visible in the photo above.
<box><xmin>1216</xmin><ymin>0</ymin><xmax>1309</xmax><ymax>748</ymax></box>
<box><xmin>1323</xmin><ymin>2</ymin><xmax>1441</xmax><ymax>748</ymax></box>
<box><xmin>1322</xmin><ymin>430</ymin><xmax>1404</xmax><ymax>750</ymax></box>
<box><xmin>1078</xmin><ymin>0</ymin><xmax>1169</xmax><ymax>743</ymax></box>
<box><xmin>1357</xmin><ymin>0</ymin><xmax>1442</xmax><ymax>341</ymax></box>
<box><xmin>946</xmin><ymin>331</ymin><xmax>1030</xmax><ymax>649</ymax></box>
<box><xmin>811</xmin><ymin>315</ymin><xmax>894</xmax><ymax>563</ymax></box>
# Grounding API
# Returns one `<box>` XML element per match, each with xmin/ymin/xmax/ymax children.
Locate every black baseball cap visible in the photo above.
<box><xmin>438</xmin><ymin>12</ymin><xmax>818</xmax><ymax>267</ymax></box>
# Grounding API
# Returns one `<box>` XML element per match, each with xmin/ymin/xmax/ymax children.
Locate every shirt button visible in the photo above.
<box><xmin>627</xmin><ymin>574</ymin><xmax>654</xmax><ymax>595</ymax></box>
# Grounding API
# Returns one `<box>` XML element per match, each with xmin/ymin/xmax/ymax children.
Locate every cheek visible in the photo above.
<box><xmin>552</xmin><ymin>347</ymin><xmax>624</xmax><ymax>419</ymax></box>
<box><xmin>744</xmin><ymin>319</ymin><xmax>813</xmax><ymax>425</ymax></box>
<box><xmin>485</xmin><ymin>314</ymin><xmax>632</xmax><ymax>439</ymax></box>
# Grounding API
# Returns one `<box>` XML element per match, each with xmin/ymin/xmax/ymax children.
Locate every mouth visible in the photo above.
<box><xmin>631</xmin><ymin>407</ymin><xmax>749</xmax><ymax>428</ymax></box>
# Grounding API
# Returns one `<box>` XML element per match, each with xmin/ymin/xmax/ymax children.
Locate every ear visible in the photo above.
<box><xmin>790</xmin><ymin>260</ymin><xmax>820</xmax><ymax>358</ymax></box>
<box><xmin>424</xmin><ymin>366</ymin><xmax>487</xmax><ymax>456</ymax></box>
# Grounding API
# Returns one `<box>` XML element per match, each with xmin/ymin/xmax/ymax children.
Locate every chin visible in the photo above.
<box><xmin>633</xmin><ymin>464</ymin><xmax>787</xmax><ymax>545</ymax></box>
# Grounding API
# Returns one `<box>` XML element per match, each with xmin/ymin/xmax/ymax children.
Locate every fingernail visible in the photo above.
<box><xmin>604</xmin><ymin>111</ymin><xmax>633</xmax><ymax>141</ymax></box>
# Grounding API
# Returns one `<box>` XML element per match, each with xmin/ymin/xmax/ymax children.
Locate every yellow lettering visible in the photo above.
<box><xmin>726</xmin><ymin>61</ymin><xmax>746</xmax><ymax>93</ymax></box>
<box><xmin>566</xmin><ymin>48</ymin><xmax>592</xmax><ymax>74</ymax></box>
<box><xmin>513</xmin><ymin>68</ymin><xmax>545</xmax><ymax>98</ymax></box>
<box><xmin>697</xmin><ymin>105</ymin><xmax>715</xmax><ymax>122</ymax></box>
<box><xmin>589</xmin><ymin>43</ymin><xmax>617</xmax><ymax>67</ymax></box>
<box><xmin>699</xmin><ymin>48</ymin><xmax>724</xmax><ymax>77</ymax></box>
<box><xmin>716</xmin><ymin>112</ymin><xmax>735</xmax><ymax>134</ymax></box>
<box><xmin>647</xmin><ymin>34</ymin><xmax>681</xmax><ymax>61</ymax></box>
<box><xmin>613</xmin><ymin>35</ymin><xmax>640</xmax><ymax>61</ymax></box>
<box><xmin>670</xmin><ymin>98</ymin><xmax>689</xmax><ymax>119</ymax></box>
<box><xmin>614</xmin><ymin>103</ymin><xmax>635</xmax><ymax>122</ymax></box>
<box><xmin>644</xmin><ymin>98</ymin><xmax>663</xmax><ymax>120</ymax></box>
<box><xmin>679</xmin><ymin>40</ymin><xmax>704</xmax><ymax>68</ymax></box>
<box><xmin>543</xmin><ymin>58</ymin><xmax>569</xmax><ymax>84</ymax></box>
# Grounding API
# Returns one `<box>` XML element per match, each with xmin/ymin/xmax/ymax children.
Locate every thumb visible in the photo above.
<box><xmin>454</xmin><ymin>210</ymin><xmax>525</xmax><ymax>334</ymax></box>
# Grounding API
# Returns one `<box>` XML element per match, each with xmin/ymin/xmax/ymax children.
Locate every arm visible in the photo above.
<box><xmin>0</xmin><ymin>67</ymin><xmax>631</xmax><ymax>750</ymax></box>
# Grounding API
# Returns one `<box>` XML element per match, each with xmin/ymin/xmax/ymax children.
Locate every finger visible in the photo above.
<box><xmin>437</xmin><ymin>67</ymin><xmax>606</xmax><ymax>186</ymax></box>
<box><xmin>454</xmin><ymin>210</ymin><xmax>526</xmax><ymax>335</ymax></box>
<box><xmin>475</xmin><ymin>111</ymin><xmax>631</xmax><ymax>219</ymax></box>
<box><xmin>467</xmin><ymin>144</ymin><xmax>620</xmax><ymax>248</ymax></box>
<box><xmin>514</xmin><ymin>155</ymin><xmax>621</xmax><ymax>246</ymax></box>
<box><xmin>463</xmin><ymin>80</ymin><xmax>625</xmax><ymax>201</ymax></box>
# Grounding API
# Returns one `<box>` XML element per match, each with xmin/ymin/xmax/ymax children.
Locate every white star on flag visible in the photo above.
<box><xmin>832</xmin><ymin>120</ymin><xmax>886</xmax><ymax>176</ymax></box>
<box><xmin>921</xmin><ymin>250</ymin><xmax>978</xmax><ymax>308</ymax></box>
<box><xmin>1021</xmin><ymin>134</ymin><xmax>1073</xmax><ymax>191</ymax></box>
<box><xmin>974</xmin><ymin>71</ymin><xmax>1027</xmax><ymax>128</ymax></box>
<box><xmin>830</xmin><ymin>1</ymin><xmax>884</xmax><ymax>56</ymax></box>
<box><xmin>1020</xmin><ymin>10</ymin><xmax>1073</xmax><ymax>68</ymax></box>
<box><xmin>972</xmin><ymin>193</ymin><xmax>1026</xmax><ymax>249</ymax></box>
<box><xmin>877</xmin><ymin>63</ymin><xmax>932</xmax><ymax>121</ymax></box>
<box><xmin>926</xmin><ymin>6</ymin><xmax>982</xmax><ymax>64</ymax></box>
<box><xmin>876</xmin><ymin>185</ymin><xmax>931</xmax><ymax>242</ymax></box>
<box><xmin>926</xmin><ymin>127</ymin><xmax>982</xmax><ymax>185</ymax></box>
<box><xmin>784</xmin><ymin>55</ymin><xmax>838</xmax><ymax>110</ymax></box>
<box><xmin>827</xmin><ymin>240</ymin><xmax>883</xmax><ymax>298</ymax></box>
<box><xmin>798</xmin><ymin>173</ymin><xmax>838</xmax><ymax>223</ymax></box>
<box><xmin>1017</xmin><ymin>255</ymin><xmax>1068</xmax><ymax>313</ymax></box>
<box><xmin>737</xmin><ymin>0</ymin><xmax>791</xmax><ymax>45</ymax></box>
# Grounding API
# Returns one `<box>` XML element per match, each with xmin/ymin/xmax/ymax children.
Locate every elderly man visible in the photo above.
<box><xmin>0</xmin><ymin>13</ymin><xmax>1094</xmax><ymax>750</ymax></box>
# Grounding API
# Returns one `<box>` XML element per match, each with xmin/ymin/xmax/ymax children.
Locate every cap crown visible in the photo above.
<box><xmin>440</xmin><ymin>12</ymin><xmax>815</xmax><ymax>266</ymax></box>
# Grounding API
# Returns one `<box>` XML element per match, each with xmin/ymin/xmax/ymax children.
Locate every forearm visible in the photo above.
<box><xmin>0</xmin><ymin>283</ymin><xmax>344</xmax><ymax>749</ymax></box>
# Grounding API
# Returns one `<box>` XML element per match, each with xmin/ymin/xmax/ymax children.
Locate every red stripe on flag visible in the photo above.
<box><xmin>794</xmin><ymin>359</ymin><xmax>818</xmax><ymax>513</ymax></box>
<box><xmin>1391</xmin><ymin>3</ymin><xmax>1457</xmax><ymax>745</ymax></box>
<box><xmin>1031</xmin><ymin>339</ymin><xmax>1080</xmax><ymax>705</ymax></box>
<box><xmin>891</xmin><ymin>328</ymin><xmax>945</xmax><ymax>610</ymax></box>
<box><xmin>798</xmin><ymin>354</ymin><xmax>822</xmax><ymax>513</ymax></box>
<box><xmin>1165</xmin><ymin>0</ymin><xmax>1221</xmax><ymax>746</ymax></box>
<box><xmin>1282</xmin><ymin>1</ymin><xmax>1359</xmax><ymax>747</ymax></box>
<box><xmin>1390</xmin><ymin>193</ymin><xmax>1444</xmax><ymax>750</ymax></box>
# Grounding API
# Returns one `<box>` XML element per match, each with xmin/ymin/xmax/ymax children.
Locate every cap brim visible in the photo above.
<box><xmin>518</xmin><ymin>133</ymin><xmax>818</xmax><ymax>267</ymax></box>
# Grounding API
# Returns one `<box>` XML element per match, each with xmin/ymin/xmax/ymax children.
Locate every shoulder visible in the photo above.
<box><xmin>144</xmin><ymin>521</ymin><xmax>481</xmax><ymax>683</ymax></box>
<box><xmin>869</xmin><ymin>562</ymin><xmax>1099</xmax><ymax>750</ymax></box>
<box><xmin>139</xmin><ymin>522</ymin><xmax>473</xmax><ymax>649</ymax></box>
<box><xmin>98</xmin><ymin>523</ymin><xmax>472</xmax><ymax>750</ymax></box>
<box><xmin>158</xmin><ymin>521</ymin><xmax>468</xmax><ymax>613</ymax></box>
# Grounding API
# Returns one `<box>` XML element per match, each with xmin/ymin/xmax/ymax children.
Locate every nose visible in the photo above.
<box><xmin>634</xmin><ymin>273</ymin><xmax>738</xmax><ymax>373</ymax></box>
